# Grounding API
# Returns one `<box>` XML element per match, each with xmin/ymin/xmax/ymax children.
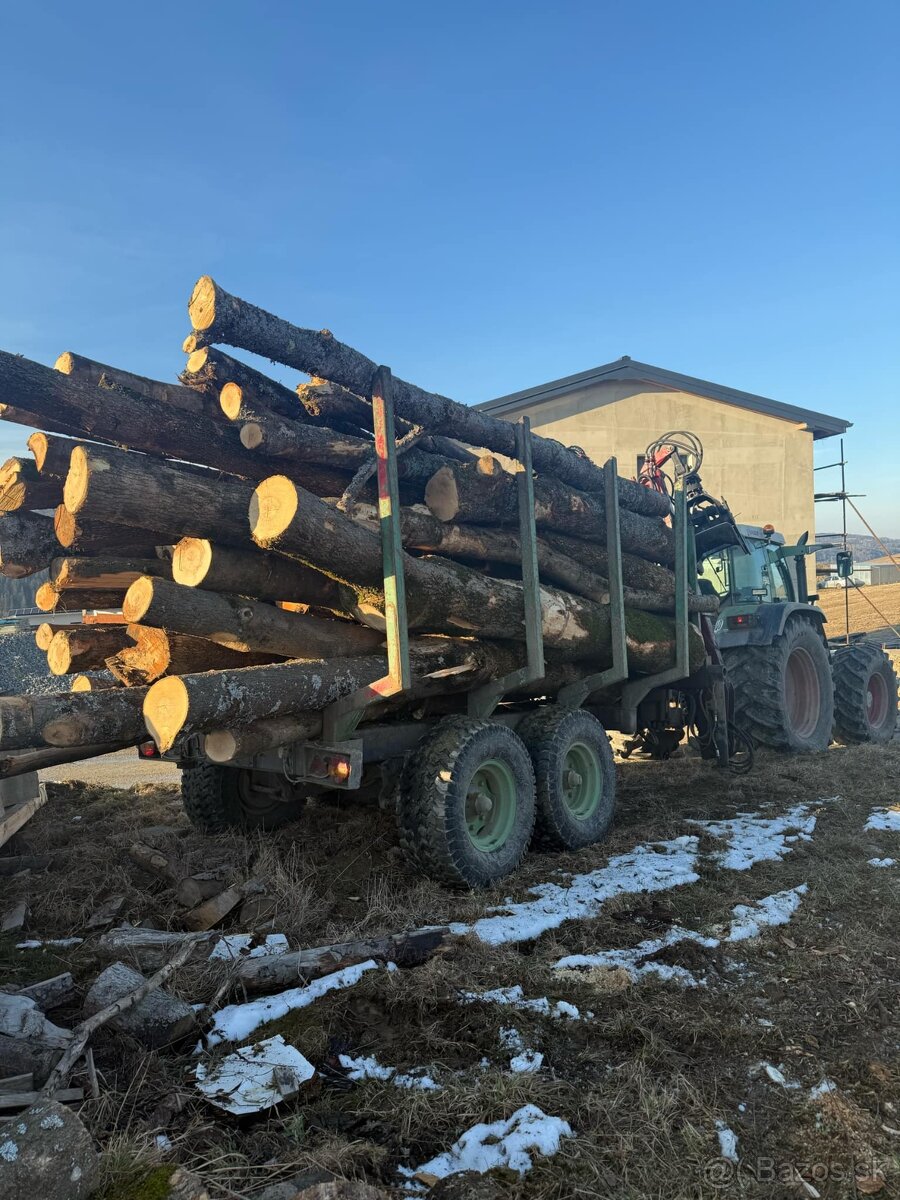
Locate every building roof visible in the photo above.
<box><xmin>476</xmin><ymin>356</ymin><xmax>851</xmax><ymax>441</ymax></box>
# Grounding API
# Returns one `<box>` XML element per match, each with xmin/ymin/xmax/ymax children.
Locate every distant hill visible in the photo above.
<box><xmin>815</xmin><ymin>533</ymin><xmax>900</xmax><ymax>564</ymax></box>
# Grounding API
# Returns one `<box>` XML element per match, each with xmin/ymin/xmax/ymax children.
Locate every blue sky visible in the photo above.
<box><xmin>0</xmin><ymin>1</ymin><xmax>897</xmax><ymax>532</ymax></box>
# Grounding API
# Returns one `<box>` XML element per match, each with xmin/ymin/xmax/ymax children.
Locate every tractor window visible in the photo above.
<box><xmin>698</xmin><ymin>550</ymin><xmax>730</xmax><ymax>597</ymax></box>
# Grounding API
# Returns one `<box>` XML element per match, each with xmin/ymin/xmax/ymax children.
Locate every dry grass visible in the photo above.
<box><xmin>817</xmin><ymin>580</ymin><xmax>900</xmax><ymax>637</ymax></box>
<box><xmin>3</xmin><ymin>743</ymin><xmax>900</xmax><ymax>1197</ymax></box>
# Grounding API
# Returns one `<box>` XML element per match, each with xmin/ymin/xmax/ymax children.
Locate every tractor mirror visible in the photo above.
<box><xmin>836</xmin><ymin>550</ymin><xmax>853</xmax><ymax>579</ymax></box>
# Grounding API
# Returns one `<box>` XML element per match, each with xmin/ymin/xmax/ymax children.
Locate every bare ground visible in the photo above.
<box><xmin>3</xmin><ymin>741</ymin><xmax>900</xmax><ymax>1198</ymax></box>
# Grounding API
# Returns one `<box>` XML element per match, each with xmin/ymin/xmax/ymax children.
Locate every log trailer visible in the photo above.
<box><xmin>159</xmin><ymin>391</ymin><xmax>739</xmax><ymax>890</ymax></box>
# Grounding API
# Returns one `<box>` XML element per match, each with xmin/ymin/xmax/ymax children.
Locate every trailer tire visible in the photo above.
<box><xmin>396</xmin><ymin>717</ymin><xmax>536</xmax><ymax>890</ymax></box>
<box><xmin>517</xmin><ymin>707</ymin><xmax>616</xmax><ymax>849</ymax></box>
<box><xmin>832</xmin><ymin>643</ymin><xmax>898</xmax><ymax>745</ymax></box>
<box><xmin>180</xmin><ymin>764</ymin><xmax>304</xmax><ymax>833</ymax></box>
<box><xmin>723</xmin><ymin>616</ymin><xmax>833</xmax><ymax>752</ymax></box>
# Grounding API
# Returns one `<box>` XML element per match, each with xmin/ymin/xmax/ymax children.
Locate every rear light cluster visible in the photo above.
<box><xmin>307</xmin><ymin>753</ymin><xmax>352</xmax><ymax>782</ymax></box>
<box><xmin>727</xmin><ymin>614</ymin><xmax>757</xmax><ymax>629</ymax></box>
<box><xmin>138</xmin><ymin>741</ymin><xmax>159</xmax><ymax>758</ymax></box>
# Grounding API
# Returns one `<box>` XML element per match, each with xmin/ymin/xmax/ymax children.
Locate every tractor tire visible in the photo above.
<box><xmin>396</xmin><ymin>716</ymin><xmax>536</xmax><ymax>890</ymax></box>
<box><xmin>723</xmin><ymin>616</ymin><xmax>834</xmax><ymax>752</ymax></box>
<box><xmin>832</xmin><ymin>643</ymin><xmax>898</xmax><ymax>745</ymax></box>
<box><xmin>180</xmin><ymin>763</ymin><xmax>304</xmax><ymax>833</ymax></box>
<box><xmin>517</xmin><ymin>707</ymin><xmax>616</xmax><ymax>850</ymax></box>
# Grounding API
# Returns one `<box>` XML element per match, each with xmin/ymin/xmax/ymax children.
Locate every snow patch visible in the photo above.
<box><xmin>461</xmin><ymin>984</ymin><xmax>585</xmax><ymax>1020</ymax></box>
<box><xmin>865</xmin><ymin>808</ymin><xmax>900</xmax><ymax>832</ymax></box>
<box><xmin>206</xmin><ymin>959</ymin><xmax>379</xmax><ymax>1046</ymax></box>
<box><xmin>195</xmin><ymin>1035</ymin><xmax>314</xmax><ymax>1114</ymax></box>
<box><xmin>0</xmin><ymin>1140</ymin><xmax>18</xmax><ymax>1162</ymax></box>
<box><xmin>757</xmin><ymin>1061</ymin><xmax>801</xmax><ymax>1089</ymax></box>
<box><xmin>868</xmin><ymin>857</ymin><xmax>896</xmax><ymax>868</ymax></box>
<box><xmin>338</xmin><ymin>1053</ymin><xmax>441</xmax><ymax>1091</ymax></box>
<box><xmin>691</xmin><ymin>805</ymin><xmax>816</xmax><ymax>870</ymax></box>
<box><xmin>554</xmin><ymin>885</ymin><xmax>808</xmax><ymax>986</ymax></box>
<box><xmin>397</xmin><ymin>1104</ymin><xmax>574</xmax><ymax>1184</ymax></box>
<box><xmin>727</xmin><ymin>884</ymin><xmax>808</xmax><ymax>942</ymax></box>
<box><xmin>208</xmin><ymin>933</ymin><xmax>289</xmax><ymax>961</ymax></box>
<box><xmin>450</xmin><ymin>836</ymin><xmax>699</xmax><ymax>945</ymax></box>
<box><xmin>509</xmin><ymin>1049</ymin><xmax>544</xmax><ymax>1074</ymax></box>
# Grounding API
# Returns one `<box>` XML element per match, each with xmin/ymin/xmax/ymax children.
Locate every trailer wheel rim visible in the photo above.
<box><xmin>784</xmin><ymin>646</ymin><xmax>821</xmax><ymax>739</ymax></box>
<box><xmin>465</xmin><ymin>759</ymin><xmax>518</xmax><ymax>852</ymax></box>
<box><xmin>867</xmin><ymin>670</ymin><xmax>890</xmax><ymax>732</ymax></box>
<box><xmin>236</xmin><ymin>769</ymin><xmax>291</xmax><ymax>819</ymax></box>
<box><xmin>561</xmin><ymin>741</ymin><xmax>603</xmax><ymax>819</ymax></box>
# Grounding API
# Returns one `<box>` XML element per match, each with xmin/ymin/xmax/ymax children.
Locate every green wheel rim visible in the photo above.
<box><xmin>561</xmin><ymin>741</ymin><xmax>603</xmax><ymax>820</ymax></box>
<box><xmin>465</xmin><ymin>758</ymin><xmax>518</xmax><ymax>852</ymax></box>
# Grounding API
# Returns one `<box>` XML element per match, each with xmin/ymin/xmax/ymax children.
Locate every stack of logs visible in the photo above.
<box><xmin>0</xmin><ymin>278</ymin><xmax>713</xmax><ymax>773</ymax></box>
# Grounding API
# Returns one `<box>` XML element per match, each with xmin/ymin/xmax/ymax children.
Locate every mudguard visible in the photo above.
<box><xmin>713</xmin><ymin>601</ymin><xmax>827</xmax><ymax>649</ymax></box>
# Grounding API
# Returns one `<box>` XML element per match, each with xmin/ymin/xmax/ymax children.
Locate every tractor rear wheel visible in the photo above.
<box><xmin>723</xmin><ymin>616</ymin><xmax>834</xmax><ymax>752</ymax></box>
<box><xmin>832</xmin><ymin>643</ymin><xmax>898</xmax><ymax>745</ymax></box>
<box><xmin>396</xmin><ymin>716</ymin><xmax>536</xmax><ymax>889</ymax></box>
<box><xmin>180</xmin><ymin>764</ymin><xmax>305</xmax><ymax>832</ymax></box>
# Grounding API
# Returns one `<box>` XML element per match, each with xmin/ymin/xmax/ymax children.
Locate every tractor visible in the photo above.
<box><xmin>639</xmin><ymin>432</ymin><xmax>898</xmax><ymax>754</ymax></box>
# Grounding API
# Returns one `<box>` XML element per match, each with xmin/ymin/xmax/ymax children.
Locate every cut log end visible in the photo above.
<box><xmin>143</xmin><ymin>676</ymin><xmax>190</xmax><ymax>753</ymax></box>
<box><xmin>219</xmin><ymin>381</ymin><xmax>243</xmax><ymax>420</ymax></box>
<box><xmin>239</xmin><ymin>423</ymin><xmax>264</xmax><ymax>450</ymax></box>
<box><xmin>35</xmin><ymin>623</ymin><xmax>55</xmax><ymax>652</ymax></box>
<box><xmin>188</xmin><ymin>275</ymin><xmax>218</xmax><ymax>332</ymax></box>
<box><xmin>62</xmin><ymin>444</ymin><xmax>91</xmax><ymax>514</ymax></box>
<box><xmin>185</xmin><ymin>348</ymin><xmax>210</xmax><ymax>374</ymax></box>
<box><xmin>424</xmin><ymin>465</ymin><xmax>461</xmax><ymax>521</ymax></box>
<box><xmin>249</xmin><ymin>476</ymin><xmax>299</xmax><ymax>545</ymax></box>
<box><xmin>203</xmin><ymin>729</ymin><xmax>238</xmax><ymax>762</ymax></box>
<box><xmin>171</xmin><ymin>538</ymin><xmax>213</xmax><ymax>587</ymax></box>
<box><xmin>122</xmin><ymin>575</ymin><xmax>155</xmax><ymax>623</ymax></box>
<box><xmin>53</xmin><ymin>351</ymin><xmax>76</xmax><ymax>374</ymax></box>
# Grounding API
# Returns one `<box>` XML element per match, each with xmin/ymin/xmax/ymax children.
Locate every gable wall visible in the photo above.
<box><xmin>492</xmin><ymin>381</ymin><xmax>815</xmax><ymax>542</ymax></box>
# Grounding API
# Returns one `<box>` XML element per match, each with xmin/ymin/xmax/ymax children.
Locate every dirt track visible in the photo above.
<box><xmin>38</xmin><ymin>748</ymin><xmax>179</xmax><ymax>788</ymax></box>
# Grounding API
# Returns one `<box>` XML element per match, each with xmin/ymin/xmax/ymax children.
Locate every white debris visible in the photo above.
<box><xmin>15</xmin><ymin>938</ymin><xmax>83</xmax><ymax>950</ymax></box>
<box><xmin>155</xmin><ymin>1134</ymin><xmax>173</xmax><ymax>1151</ymax></box>
<box><xmin>195</xmin><ymin>1035</ymin><xmax>314</xmax><ymax>1114</ymax></box>
<box><xmin>869</xmin><ymin>857</ymin><xmax>897</xmax><ymax>867</ymax></box>
<box><xmin>499</xmin><ymin>1027</ymin><xmax>525</xmax><ymax>1052</ymax></box>
<box><xmin>0</xmin><ymin>994</ymin><xmax>71</xmax><ymax>1046</ymax></box>
<box><xmin>758</xmin><ymin>1061</ymin><xmax>801</xmax><ymax>1089</ymax></box>
<box><xmin>809</xmin><ymin>1079</ymin><xmax>836</xmax><ymax>1099</ymax></box>
<box><xmin>0</xmin><ymin>1140</ymin><xmax>18</xmax><ymax>1161</ymax></box>
<box><xmin>509</xmin><ymin>1049</ymin><xmax>544</xmax><ymax>1074</ymax></box>
<box><xmin>865</xmin><ymin>808</ymin><xmax>900</xmax><ymax>832</ymax></box>
<box><xmin>208</xmin><ymin>933</ymin><xmax>289</xmax><ymax>961</ymax></box>
<box><xmin>716</xmin><ymin>1121</ymin><xmax>739</xmax><ymax>1163</ymax></box>
<box><xmin>727</xmin><ymin>885</ymin><xmax>808</xmax><ymax>942</ymax></box>
<box><xmin>206</xmin><ymin>959</ymin><xmax>379</xmax><ymax>1046</ymax></box>
<box><xmin>691</xmin><ymin>805</ymin><xmax>816</xmax><ymax>870</ymax></box>
<box><xmin>460</xmin><ymin>984</ymin><xmax>584</xmax><ymax>1020</ymax></box>
<box><xmin>338</xmin><ymin>1053</ymin><xmax>441</xmax><ymax>1091</ymax></box>
<box><xmin>397</xmin><ymin>1104</ymin><xmax>574</xmax><ymax>1183</ymax></box>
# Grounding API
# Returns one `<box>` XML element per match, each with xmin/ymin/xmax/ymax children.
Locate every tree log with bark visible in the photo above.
<box><xmin>27</xmin><ymin>432</ymin><xmax>78</xmax><ymax>479</ymax></box>
<box><xmin>0</xmin><ymin>458</ymin><xmax>62</xmax><ymax>513</ymax></box>
<box><xmin>181</xmin><ymin>346</ymin><xmax>306</xmax><ymax>421</ymax></box>
<box><xmin>0</xmin><ymin>512</ymin><xmax>58</xmax><ymax>578</ymax></box>
<box><xmin>251</xmin><ymin>476</ymin><xmax>701</xmax><ymax>662</ymax></box>
<box><xmin>172</xmin><ymin>538</ymin><xmax>342</xmax><ymax>607</ymax></box>
<box><xmin>124</xmin><ymin>576</ymin><xmax>381</xmax><ymax>659</ymax></box>
<box><xmin>34</xmin><ymin>583</ymin><xmax>124</xmax><ymax>613</ymax></box>
<box><xmin>50</xmin><ymin>555</ymin><xmax>172</xmax><ymax>592</ymax></box>
<box><xmin>106</xmin><ymin>625</ymin><xmax>281</xmax><ymax>687</ymax></box>
<box><xmin>188</xmin><ymin>276</ymin><xmax>669</xmax><ymax>517</ymax></box>
<box><xmin>52</xmin><ymin>503</ymin><xmax>168</xmax><ymax>557</ymax></box>
<box><xmin>425</xmin><ymin>456</ymin><xmax>676</xmax><ymax>565</ymax></box>
<box><xmin>56</xmin><ymin>350</ymin><xmax>218</xmax><ymax>419</ymax></box>
<box><xmin>0</xmin><ymin>686</ymin><xmax>148</xmax><ymax>750</ymax></box>
<box><xmin>46</xmin><ymin>626</ymin><xmax>133</xmax><ymax>675</ymax></box>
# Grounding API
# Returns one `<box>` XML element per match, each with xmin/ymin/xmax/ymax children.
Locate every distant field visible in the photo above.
<box><xmin>816</xmin><ymin>581</ymin><xmax>900</xmax><ymax>637</ymax></box>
